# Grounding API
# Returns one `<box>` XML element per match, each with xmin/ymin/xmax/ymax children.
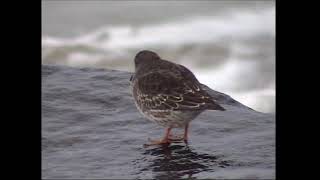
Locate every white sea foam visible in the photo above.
<box><xmin>42</xmin><ymin>7</ymin><xmax>274</xmax><ymax>50</ymax></box>
<box><xmin>41</xmin><ymin>7</ymin><xmax>275</xmax><ymax>113</ymax></box>
<box><xmin>194</xmin><ymin>58</ymin><xmax>275</xmax><ymax>113</ymax></box>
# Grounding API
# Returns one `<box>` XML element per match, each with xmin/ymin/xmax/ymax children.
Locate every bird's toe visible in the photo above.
<box><xmin>143</xmin><ymin>138</ymin><xmax>171</xmax><ymax>147</ymax></box>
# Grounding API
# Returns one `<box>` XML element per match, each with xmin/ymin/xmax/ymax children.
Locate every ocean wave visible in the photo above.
<box><xmin>41</xmin><ymin>7</ymin><xmax>275</xmax><ymax>113</ymax></box>
<box><xmin>42</xmin><ymin>7</ymin><xmax>274</xmax><ymax>49</ymax></box>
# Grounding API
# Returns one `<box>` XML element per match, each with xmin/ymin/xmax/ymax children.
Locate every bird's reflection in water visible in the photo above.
<box><xmin>134</xmin><ymin>143</ymin><xmax>231</xmax><ymax>179</ymax></box>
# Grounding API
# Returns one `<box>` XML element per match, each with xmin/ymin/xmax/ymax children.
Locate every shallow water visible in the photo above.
<box><xmin>42</xmin><ymin>65</ymin><xmax>275</xmax><ymax>179</ymax></box>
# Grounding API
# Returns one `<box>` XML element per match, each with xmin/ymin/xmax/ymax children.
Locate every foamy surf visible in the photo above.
<box><xmin>42</xmin><ymin>7</ymin><xmax>274</xmax><ymax>48</ymax></box>
<box><xmin>41</xmin><ymin>7</ymin><xmax>275</xmax><ymax>113</ymax></box>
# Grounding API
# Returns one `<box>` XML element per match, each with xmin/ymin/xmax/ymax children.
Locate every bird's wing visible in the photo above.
<box><xmin>134</xmin><ymin>70</ymin><xmax>225</xmax><ymax>111</ymax></box>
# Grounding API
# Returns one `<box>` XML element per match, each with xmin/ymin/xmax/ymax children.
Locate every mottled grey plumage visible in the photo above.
<box><xmin>130</xmin><ymin>50</ymin><xmax>225</xmax><ymax>129</ymax></box>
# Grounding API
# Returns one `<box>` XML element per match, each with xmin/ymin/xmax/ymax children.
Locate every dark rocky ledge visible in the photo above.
<box><xmin>42</xmin><ymin>64</ymin><xmax>275</xmax><ymax>179</ymax></box>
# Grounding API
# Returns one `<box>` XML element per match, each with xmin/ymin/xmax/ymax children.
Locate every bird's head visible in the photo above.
<box><xmin>134</xmin><ymin>50</ymin><xmax>160</xmax><ymax>70</ymax></box>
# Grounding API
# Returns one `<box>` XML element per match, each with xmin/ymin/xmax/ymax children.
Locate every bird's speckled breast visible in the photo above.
<box><xmin>145</xmin><ymin>109</ymin><xmax>202</xmax><ymax>128</ymax></box>
<box><xmin>133</xmin><ymin>97</ymin><xmax>202</xmax><ymax>128</ymax></box>
<box><xmin>131</xmin><ymin>76</ymin><xmax>203</xmax><ymax>128</ymax></box>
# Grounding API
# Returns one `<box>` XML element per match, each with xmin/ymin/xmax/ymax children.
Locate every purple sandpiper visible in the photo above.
<box><xmin>130</xmin><ymin>50</ymin><xmax>225</xmax><ymax>146</ymax></box>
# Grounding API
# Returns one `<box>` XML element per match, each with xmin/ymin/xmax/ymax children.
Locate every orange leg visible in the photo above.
<box><xmin>183</xmin><ymin>123</ymin><xmax>189</xmax><ymax>143</ymax></box>
<box><xmin>144</xmin><ymin>127</ymin><xmax>172</xmax><ymax>147</ymax></box>
<box><xmin>168</xmin><ymin>123</ymin><xmax>189</xmax><ymax>143</ymax></box>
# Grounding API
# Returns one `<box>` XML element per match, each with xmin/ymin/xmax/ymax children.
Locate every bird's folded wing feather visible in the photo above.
<box><xmin>134</xmin><ymin>70</ymin><xmax>225</xmax><ymax>111</ymax></box>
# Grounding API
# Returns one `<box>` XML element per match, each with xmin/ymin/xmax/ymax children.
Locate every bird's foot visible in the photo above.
<box><xmin>168</xmin><ymin>134</ymin><xmax>184</xmax><ymax>142</ymax></box>
<box><xmin>169</xmin><ymin>134</ymin><xmax>189</xmax><ymax>144</ymax></box>
<box><xmin>144</xmin><ymin>138</ymin><xmax>171</xmax><ymax>147</ymax></box>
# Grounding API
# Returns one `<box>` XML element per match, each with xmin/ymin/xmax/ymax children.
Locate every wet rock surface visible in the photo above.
<box><xmin>42</xmin><ymin>65</ymin><xmax>275</xmax><ymax>179</ymax></box>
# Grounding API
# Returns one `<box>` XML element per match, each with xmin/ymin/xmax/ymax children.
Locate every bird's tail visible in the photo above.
<box><xmin>207</xmin><ymin>102</ymin><xmax>226</xmax><ymax>111</ymax></box>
